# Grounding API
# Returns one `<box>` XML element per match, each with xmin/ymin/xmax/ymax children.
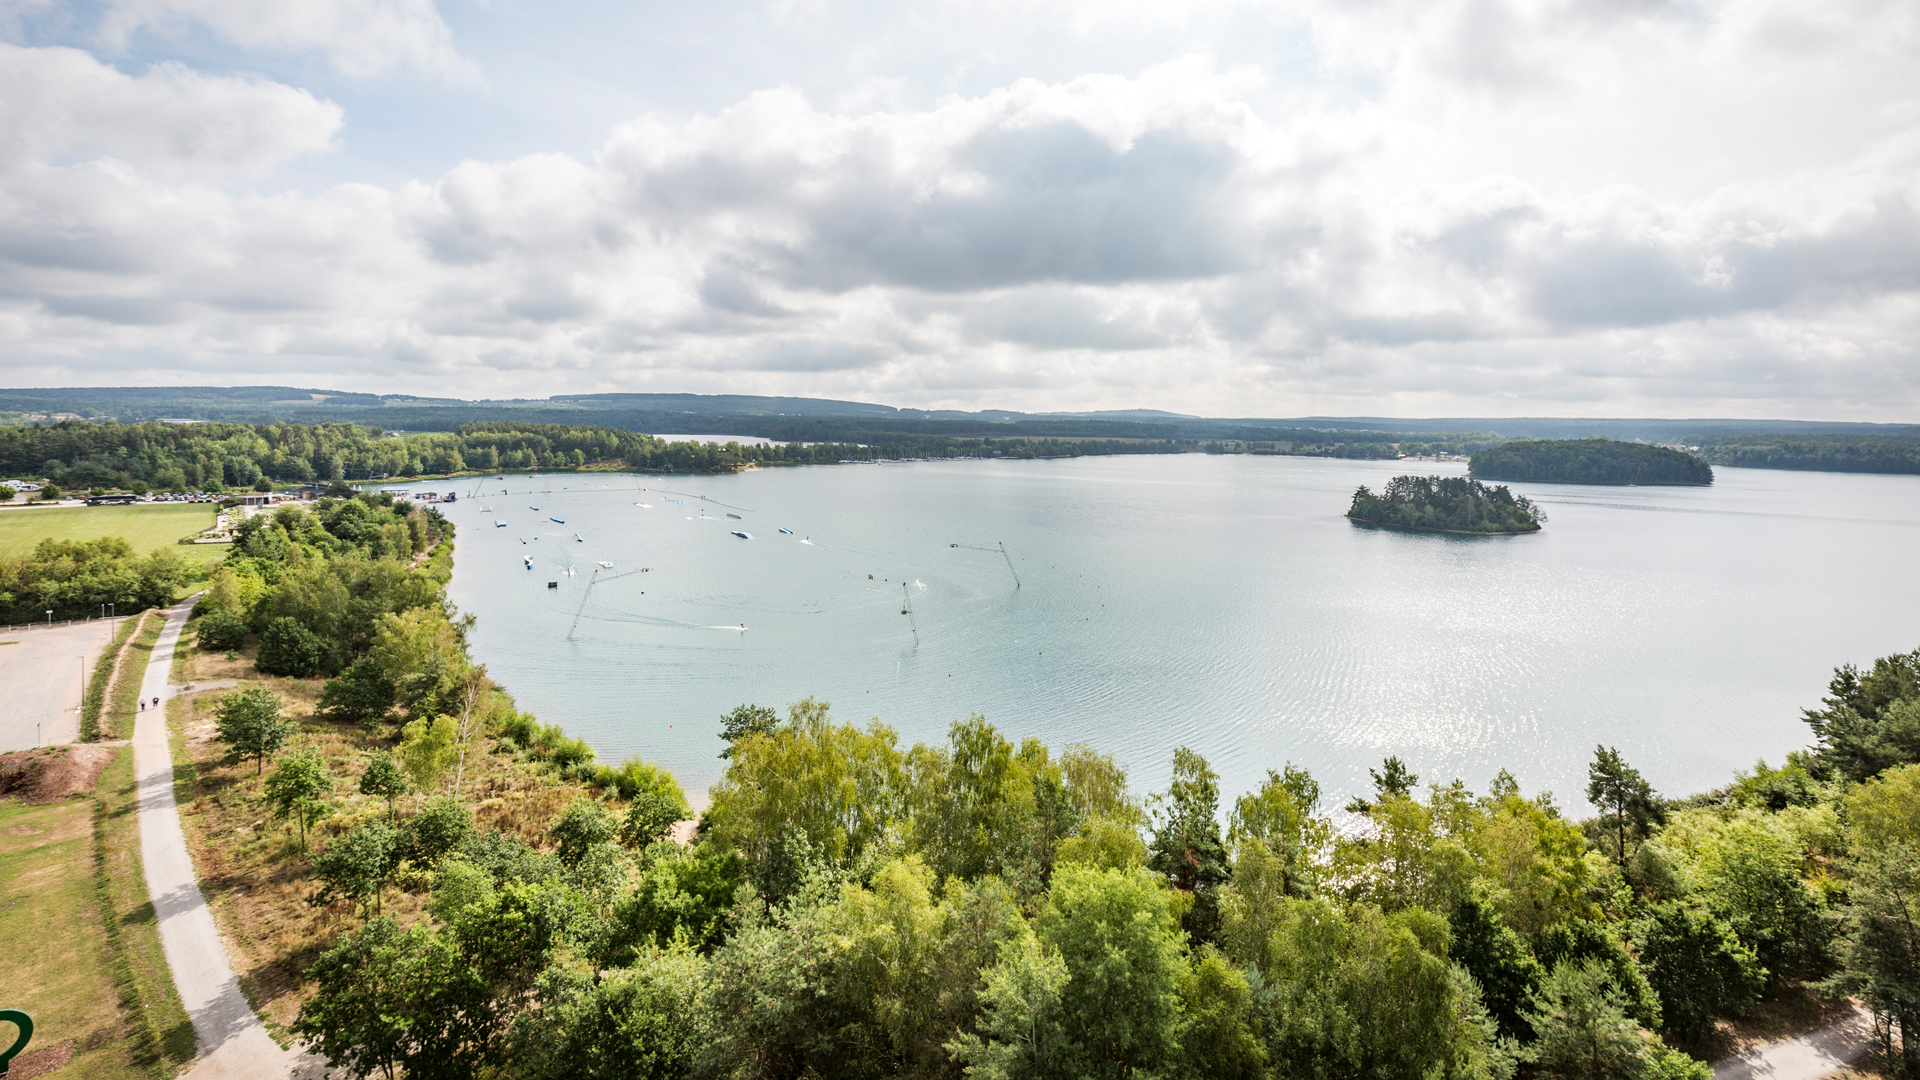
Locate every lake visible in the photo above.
<box><xmin>424</xmin><ymin>455</ymin><xmax>1920</xmax><ymax>813</ymax></box>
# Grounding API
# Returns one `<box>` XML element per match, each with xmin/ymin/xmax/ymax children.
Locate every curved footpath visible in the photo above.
<box><xmin>1712</xmin><ymin>1003</ymin><xmax>1874</xmax><ymax>1080</ymax></box>
<box><xmin>133</xmin><ymin>599</ymin><xmax>300</xmax><ymax>1079</ymax></box>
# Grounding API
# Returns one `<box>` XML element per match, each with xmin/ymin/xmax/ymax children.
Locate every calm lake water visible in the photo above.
<box><xmin>418</xmin><ymin>456</ymin><xmax>1920</xmax><ymax>813</ymax></box>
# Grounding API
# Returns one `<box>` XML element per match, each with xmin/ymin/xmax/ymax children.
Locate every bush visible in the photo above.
<box><xmin>257</xmin><ymin>616</ymin><xmax>327</xmax><ymax>677</ymax></box>
<box><xmin>313</xmin><ymin>820</ymin><xmax>399</xmax><ymax>914</ymax></box>
<box><xmin>620</xmin><ymin>792</ymin><xmax>685</xmax><ymax>849</ymax></box>
<box><xmin>591</xmin><ymin>756</ymin><xmax>691</xmax><ymax>809</ymax></box>
<box><xmin>1635</xmin><ymin>902</ymin><xmax>1764</xmax><ymax>1041</ymax></box>
<box><xmin>399</xmin><ymin>796</ymin><xmax>474</xmax><ymax>869</ymax></box>
<box><xmin>319</xmin><ymin>659</ymin><xmax>397</xmax><ymax>727</ymax></box>
<box><xmin>196</xmin><ymin>608</ymin><xmax>250</xmax><ymax>652</ymax></box>
<box><xmin>550</xmin><ymin>799</ymin><xmax>618</xmax><ymax>867</ymax></box>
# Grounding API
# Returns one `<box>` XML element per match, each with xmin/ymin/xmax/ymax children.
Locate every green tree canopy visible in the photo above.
<box><xmin>213</xmin><ymin>687</ymin><xmax>294</xmax><ymax>775</ymax></box>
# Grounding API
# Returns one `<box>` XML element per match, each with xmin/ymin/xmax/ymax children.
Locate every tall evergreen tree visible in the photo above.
<box><xmin>1586</xmin><ymin>746</ymin><xmax>1661</xmax><ymax>865</ymax></box>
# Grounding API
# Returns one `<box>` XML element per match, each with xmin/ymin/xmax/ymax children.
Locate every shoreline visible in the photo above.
<box><xmin>1345</xmin><ymin>515</ymin><xmax>1540</xmax><ymax>536</ymax></box>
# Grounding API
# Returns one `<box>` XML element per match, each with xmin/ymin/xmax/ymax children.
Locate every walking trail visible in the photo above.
<box><xmin>133</xmin><ymin>598</ymin><xmax>299</xmax><ymax>1079</ymax></box>
<box><xmin>1713</xmin><ymin>1003</ymin><xmax>1875</xmax><ymax>1080</ymax></box>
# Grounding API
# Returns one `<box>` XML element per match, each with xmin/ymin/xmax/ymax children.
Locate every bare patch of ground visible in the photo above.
<box><xmin>6</xmin><ymin>1038</ymin><xmax>76</xmax><ymax>1079</ymax></box>
<box><xmin>0</xmin><ymin>743</ymin><xmax>120</xmax><ymax>802</ymax></box>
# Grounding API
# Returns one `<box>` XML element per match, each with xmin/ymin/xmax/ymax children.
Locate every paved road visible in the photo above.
<box><xmin>1713</xmin><ymin>1003</ymin><xmax>1873</xmax><ymax>1080</ymax></box>
<box><xmin>133</xmin><ymin>599</ymin><xmax>299</xmax><ymax>1079</ymax></box>
<box><xmin>0</xmin><ymin>618</ymin><xmax>115</xmax><ymax>752</ymax></box>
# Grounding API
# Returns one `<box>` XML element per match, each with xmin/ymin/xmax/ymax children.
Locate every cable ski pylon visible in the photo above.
<box><xmin>949</xmin><ymin>541</ymin><xmax>1020</xmax><ymax>589</ymax></box>
<box><xmin>568</xmin><ymin>567</ymin><xmax>640</xmax><ymax>638</ymax></box>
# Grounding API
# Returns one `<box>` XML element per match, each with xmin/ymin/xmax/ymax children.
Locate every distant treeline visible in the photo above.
<box><xmin>1696</xmin><ymin>434</ymin><xmax>1920</xmax><ymax>475</ymax></box>
<box><xmin>0</xmin><ymin>419</ymin><xmax>1504</xmax><ymax>491</ymax></box>
<box><xmin>1347</xmin><ymin>475</ymin><xmax>1545</xmax><ymax>534</ymax></box>
<box><xmin>1471</xmin><ymin>439</ymin><xmax>1713</xmax><ymax>486</ymax></box>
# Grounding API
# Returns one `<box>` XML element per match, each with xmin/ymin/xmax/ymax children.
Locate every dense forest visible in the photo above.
<box><xmin>0</xmin><ymin>419</ymin><xmax>1187</xmax><ymax>490</ymax></box>
<box><xmin>0</xmin><ymin>418</ymin><xmax>1513</xmax><ymax>493</ymax></box>
<box><xmin>1469</xmin><ymin>439</ymin><xmax>1713</xmax><ymax>485</ymax></box>
<box><xmin>1695</xmin><ymin>434</ymin><xmax>1920</xmax><ymax>475</ymax></box>
<box><xmin>147</xmin><ymin>489</ymin><xmax>1920</xmax><ymax>1080</ymax></box>
<box><xmin>1347</xmin><ymin>476</ymin><xmax>1545</xmax><ymax>534</ymax></box>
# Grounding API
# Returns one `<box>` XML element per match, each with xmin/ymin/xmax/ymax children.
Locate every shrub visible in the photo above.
<box><xmin>257</xmin><ymin>616</ymin><xmax>327</xmax><ymax>677</ymax></box>
<box><xmin>1635</xmin><ymin>902</ymin><xmax>1765</xmax><ymax>1041</ymax></box>
<box><xmin>400</xmin><ymin>796</ymin><xmax>474</xmax><ymax>869</ymax></box>
<box><xmin>319</xmin><ymin>659</ymin><xmax>397</xmax><ymax>727</ymax></box>
<box><xmin>591</xmin><ymin>756</ymin><xmax>691</xmax><ymax>810</ymax></box>
<box><xmin>196</xmin><ymin>609</ymin><xmax>250</xmax><ymax>652</ymax></box>
<box><xmin>313</xmin><ymin>820</ymin><xmax>399</xmax><ymax>914</ymax></box>
<box><xmin>550</xmin><ymin>799</ymin><xmax>618</xmax><ymax>868</ymax></box>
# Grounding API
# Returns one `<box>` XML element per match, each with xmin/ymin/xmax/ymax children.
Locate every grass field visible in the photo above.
<box><xmin>0</xmin><ymin>748</ymin><xmax>193</xmax><ymax>1079</ymax></box>
<box><xmin>0</xmin><ymin>504</ymin><xmax>224</xmax><ymax>567</ymax></box>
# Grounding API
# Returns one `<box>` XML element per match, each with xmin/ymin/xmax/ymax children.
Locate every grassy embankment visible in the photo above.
<box><xmin>164</xmin><ymin>632</ymin><xmax>594</xmax><ymax>1035</ymax></box>
<box><xmin>79</xmin><ymin>614</ymin><xmax>143</xmax><ymax>740</ymax></box>
<box><xmin>102</xmin><ymin>613</ymin><xmax>166</xmax><ymax>740</ymax></box>
<box><xmin>0</xmin><ymin>504</ymin><xmax>226</xmax><ymax>575</ymax></box>
<box><xmin>77</xmin><ymin>609</ymin><xmax>163</xmax><ymax>741</ymax></box>
<box><xmin>0</xmin><ymin>748</ymin><xmax>195</xmax><ymax>1078</ymax></box>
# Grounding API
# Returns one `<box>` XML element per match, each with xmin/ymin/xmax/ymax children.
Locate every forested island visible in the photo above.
<box><xmin>1469</xmin><ymin>438</ymin><xmax>1713</xmax><ymax>485</ymax></box>
<box><xmin>1347</xmin><ymin>475</ymin><xmax>1545</xmax><ymax>534</ymax></box>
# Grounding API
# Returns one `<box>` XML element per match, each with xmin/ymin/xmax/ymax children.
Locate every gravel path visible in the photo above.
<box><xmin>133</xmin><ymin>599</ymin><xmax>299</xmax><ymax>1079</ymax></box>
<box><xmin>1713</xmin><ymin>1003</ymin><xmax>1874</xmax><ymax>1080</ymax></box>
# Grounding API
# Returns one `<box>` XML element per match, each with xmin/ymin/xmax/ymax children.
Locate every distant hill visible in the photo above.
<box><xmin>3</xmin><ymin>386</ymin><xmax>1916</xmax><ymax>473</ymax></box>
<box><xmin>1470</xmin><ymin>438</ymin><xmax>1714</xmax><ymax>485</ymax></box>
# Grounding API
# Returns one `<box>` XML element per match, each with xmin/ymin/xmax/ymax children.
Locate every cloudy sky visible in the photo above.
<box><xmin>1</xmin><ymin>0</ymin><xmax>1916</xmax><ymax>417</ymax></box>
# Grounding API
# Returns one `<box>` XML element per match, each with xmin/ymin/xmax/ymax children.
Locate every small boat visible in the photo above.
<box><xmin>726</xmin><ymin>513</ymin><xmax>742</xmax><ymax>520</ymax></box>
<box><xmin>530</xmin><ymin>506</ymin><xmax>540</xmax><ymax>511</ymax></box>
<box><xmin>523</xmin><ymin>556</ymin><xmax>533</xmax><ymax>569</ymax></box>
<box><xmin>495</xmin><ymin>520</ymin><xmax>507</xmax><ymax>528</ymax></box>
<box><xmin>635</xmin><ymin>502</ymin><xmax>653</xmax><ymax>508</ymax></box>
<box><xmin>574</xmin><ymin>533</ymin><xmax>584</xmax><ymax>542</ymax></box>
<box><xmin>547</xmin><ymin>581</ymin><xmax>558</xmax><ymax>589</ymax></box>
<box><xmin>597</xmin><ymin>561</ymin><xmax>613</xmax><ymax>568</ymax></box>
<box><xmin>731</xmin><ymin>530</ymin><xmax>753</xmax><ymax>540</ymax></box>
<box><xmin>778</xmin><ymin>527</ymin><xmax>794</xmax><ymax>535</ymax></box>
<box><xmin>551</xmin><ymin>517</ymin><xmax>566</xmax><ymax>525</ymax></box>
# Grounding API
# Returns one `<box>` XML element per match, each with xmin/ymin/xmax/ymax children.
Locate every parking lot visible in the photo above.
<box><xmin>0</xmin><ymin>619</ymin><xmax>117</xmax><ymax>752</ymax></box>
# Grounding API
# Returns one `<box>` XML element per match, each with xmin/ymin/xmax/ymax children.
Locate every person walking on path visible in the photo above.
<box><xmin>133</xmin><ymin>598</ymin><xmax>299</xmax><ymax>1079</ymax></box>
